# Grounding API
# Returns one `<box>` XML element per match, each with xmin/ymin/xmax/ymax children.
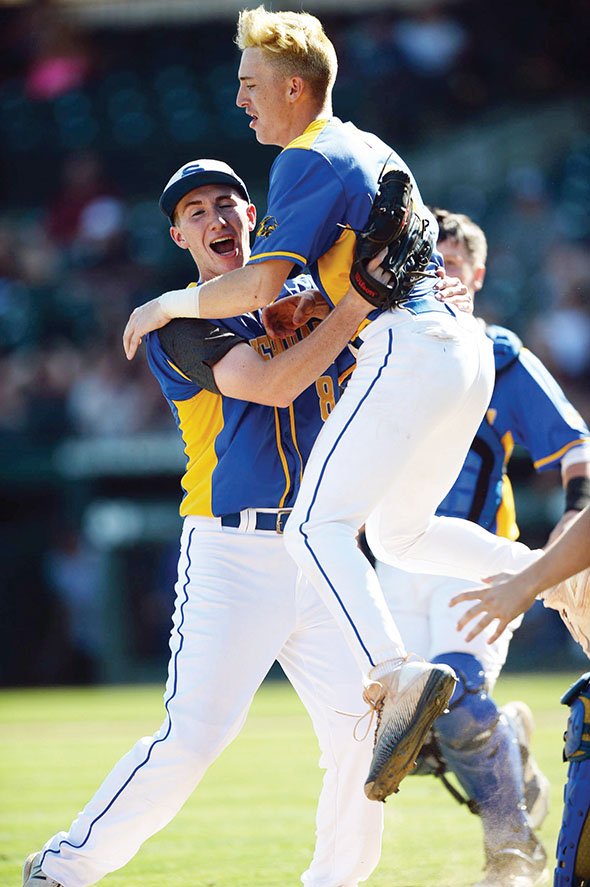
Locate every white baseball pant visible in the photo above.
<box><xmin>376</xmin><ymin>564</ymin><xmax>521</xmax><ymax>690</ymax></box>
<box><xmin>39</xmin><ymin>516</ymin><xmax>383</xmax><ymax>887</ymax></box>
<box><xmin>284</xmin><ymin>307</ymin><xmax>539</xmax><ymax>675</ymax></box>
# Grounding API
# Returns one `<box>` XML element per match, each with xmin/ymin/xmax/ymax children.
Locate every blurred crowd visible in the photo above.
<box><xmin>0</xmin><ymin>150</ymin><xmax>173</xmax><ymax>445</ymax></box>
<box><xmin>0</xmin><ymin>0</ymin><xmax>588</xmax><ymax>684</ymax></box>
<box><xmin>0</xmin><ymin>0</ymin><xmax>588</xmax><ymax>446</ymax></box>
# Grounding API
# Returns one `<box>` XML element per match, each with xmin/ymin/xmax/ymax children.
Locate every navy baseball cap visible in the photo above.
<box><xmin>159</xmin><ymin>159</ymin><xmax>251</xmax><ymax>222</ymax></box>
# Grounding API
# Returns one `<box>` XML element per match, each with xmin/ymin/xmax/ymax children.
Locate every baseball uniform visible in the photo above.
<box><xmin>36</xmin><ymin>276</ymin><xmax>382</xmax><ymax>887</ymax></box>
<box><xmin>244</xmin><ymin>116</ymin><xmax>538</xmax><ymax>674</ymax></box>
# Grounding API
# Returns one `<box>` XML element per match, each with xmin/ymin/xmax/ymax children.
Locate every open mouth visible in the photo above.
<box><xmin>210</xmin><ymin>236</ymin><xmax>237</xmax><ymax>256</ymax></box>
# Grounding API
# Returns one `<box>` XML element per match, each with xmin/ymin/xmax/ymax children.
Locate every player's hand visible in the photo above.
<box><xmin>123</xmin><ymin>298</ymin><xmax>171</xmax><ymax>360</ymax></box>
<box><xmin>262</xmin><ymin>290</ymin><xmax>328</xmax><ymax>339</ymax></box>
<box><xmin>434</xmin><ymin>268</ymin><xmax>473</xmax><ymax>313</ymax></box>
<box><xmin>547</xmin><ymin>510</ymin><xmax>581</xmax><ymax>546</ymax></box>
<box><xmin>449</xmin><ymin>573</ymin><xmax>535</xmax><ymax>644</ymax></box>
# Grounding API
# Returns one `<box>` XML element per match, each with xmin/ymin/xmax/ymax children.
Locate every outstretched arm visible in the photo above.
<box><xmin>450</xmin><ymin>505</ymin><xmax>590</xmax><ymax>643</ymax></box>
<box><xmin>124</xmin><ymin>260</ymin><xmax>292</xmax><ymax>360</ymax></box>
<box><xmin>548</xmin><ymin>460</ymin><xmax>590</xmax><ymax>543</ymax></box>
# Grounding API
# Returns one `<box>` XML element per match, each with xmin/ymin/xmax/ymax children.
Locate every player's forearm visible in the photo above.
<box><xmin>514</xmin><ymin>506</ymin><xmax>590</xmax><ymax>597</ymax></box>
<box><xmin>160</xmin><ymin>262</ymin><xmax>291</xmax><ymax>319</ymax></box>
<box><xmin>562</xmin><ymin>460</ymin><xmax>590</xmax><ymax>512</ymax></box>
<box><xmin>259</xmin><ymin>290</ymin><xmax>368</xmax><ymax>406</ymax></box>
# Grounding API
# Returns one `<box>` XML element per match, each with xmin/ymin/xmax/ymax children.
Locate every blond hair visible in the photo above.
<box><xmin>433</xmin><ymin>208</ymin><xmax>488</xmax><ymax>267</ymax></box>
<box><xmin>236</xmin><ymin>6</ymin><xmax>338</xmax><ymax>103</ymax></box>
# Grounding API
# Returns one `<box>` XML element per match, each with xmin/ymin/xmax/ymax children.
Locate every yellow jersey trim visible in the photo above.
<box><xmin>288</xmin><ymin>403</ymin><xmax>305</xmax><ymax>487</ymax></box>
<box><xmin>247</xmin><ymin>250</ymin><xmax>307</xmax><ymax>264</ymax></box>
<box><xmin>274</xmin><ymin>408</ymin><xmax>291</xmax><ymax>508</ymax></box>
<box><xmin>284</xmin><ymin>118</ymin><xmax>331</xmax><ymax>152</ymax></box>
<box><xmin>316</xmin><ymin>226</ymin><xmax>357</xmax><ymax>307</ymax></box>
<box><xmin>338</xmin><ymin>363</ymin><xmax>356</xmax><ymax>387</ymax></box>
<box><xmin>495</xmin><ymin>431</ymin><xmax>518</xmax><ymax>540</ymax></box>
<box><xmin>496</xmin><ymin>475</ymin><xmax>519</xmax><ymax>541</ymax></box>
<box><xmin>533</xmin><ymin>438</ymin><xmax>590</xmax><ymax>470</ymax></box>
<box><xmin>175</xmin><ymin>389</ymin><xmax>224</xmax><ymax>517</ymax></box>
<box><xmin>166</xmin><ymin>359</ymin><xmax>192</xmax><ymax>383</ymax></box>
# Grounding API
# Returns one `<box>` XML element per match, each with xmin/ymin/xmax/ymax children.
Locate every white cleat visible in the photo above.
<box><xmin>474</xmin><ymin>838</ymin><xmax>549</xmax><ymax>887</ymax></box>
<box><xmin>502</xmin><ymin>700</ymin><xmax>551</xmax><ymax>830</ymax></box>
<box><xmin>363</xmin><ymin>658</ymin><xmax>457</xmax><ymax>802</ymax></box>
<box><xmin>22</xmin><ymin>852</ymin><xmax>62</xmax><ymax>887</ymax></box>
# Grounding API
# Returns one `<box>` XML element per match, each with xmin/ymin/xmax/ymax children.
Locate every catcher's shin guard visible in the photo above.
<box><xmin>555</xmin><ymin>673</ymin><xmax>590</xmax><ymax>887</ymax></box>
<box><xmin>432</xmin><ymin>653</ymin><xmax>533</xmax><ymax>852</ymax></box>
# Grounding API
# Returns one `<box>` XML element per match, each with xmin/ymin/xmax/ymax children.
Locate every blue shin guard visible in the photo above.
<box><xmin>432</xmin><ymin>653</ymin><xmax>531</xmax><ymax>852</ymax></box>
<box><xmin>555</xmin><ymin>673</ymin><xmax>590</xmax><ymax>887</ymax></box>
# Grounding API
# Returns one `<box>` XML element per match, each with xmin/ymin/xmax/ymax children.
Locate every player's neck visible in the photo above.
<box><xmin>279</xmin><ymin>102</ymin><xmax>333</xmax><ymax>148</ymax></box>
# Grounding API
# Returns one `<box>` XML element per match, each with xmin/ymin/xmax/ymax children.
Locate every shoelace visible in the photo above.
<box><xmin>330</xmin><ymin>654</ymin><xmax>426</xmax><ymax>742</ymax></box>
<box><xmin>329</xmin><ymin>680</ymin><xmax>385</xmax><ymax>742</ymax></box>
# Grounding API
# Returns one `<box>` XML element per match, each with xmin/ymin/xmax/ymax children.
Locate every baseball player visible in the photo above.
<box><xmin>375</xmin><ymin>209</ymin><xmax>590</xmax><ymax>887</ymax></box>
<box><xmin>122</xmin><ymin>8</ymin><xmax>547</xmax><ymax>803</ymax></box>
<box><xmin>451</xmin><ymin>505</ymin><xmax>590</xmax><ymax>887</ymax></box>
<box><xmin>23</xmin><ymin>159</ymin><xmax>386</xmax><ymax>887</ymax></box>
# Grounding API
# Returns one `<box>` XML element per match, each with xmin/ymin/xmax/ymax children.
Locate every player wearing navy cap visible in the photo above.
<box><xmin>22</xmin><ymin>160</ymin><xmax>386</xmax><ymax>887</ymax></box>
<box><xmin>123</xmin><ymin>9</ymin><xmax>548</xmax><ymax>805</ymax></box>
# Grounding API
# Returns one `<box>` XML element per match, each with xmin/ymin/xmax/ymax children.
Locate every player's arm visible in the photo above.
<box><xmin>214</xmin><ymin>287</ymin><xmax>369</xmax><ymax>406</ymax></box>
<box><xmin>123</xmin><ymin>260</ymin><xmax>292</xmax><ymax>360</ymax></box>
<box><xmin>261</xmin><ymin>274</ymin><xmax>470</xmax><ymax>339</ymax></box>
<box><xmin>449</xmin><ymin>505</ymin><xmax>590</xmax><ymax>643</ymax></box>
<box><xmin>548</xmin><ymin>459</ymin><xmax>590</xmax><ymax>543</ymax></box>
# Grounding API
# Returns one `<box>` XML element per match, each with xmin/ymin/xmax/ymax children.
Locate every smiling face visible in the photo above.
<box><xmin>170</xmin><ymin>184</ymin><xmax>256</xmax><ymax>281</ymax></box>
<box><xmin>236</xmin><ymin>47</ymin><xmax>300</xmax><ymax>147</ymax></box>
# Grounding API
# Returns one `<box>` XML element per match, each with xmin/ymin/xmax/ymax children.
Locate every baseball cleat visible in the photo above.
<box><xmin>22</xmin><ymin>852</ymin><xmax>62</xmax><ymax>887</ymax></box>
<box><xmin>474</xmin><ymin>836</ymin><xmax>549</xmax><ymax>886</ymax></box>
<box><xmin>501</xmin><ymin>700</ymin><xmax>551</xmax><ymax>830</ymax></box>
<box><xmin>363</xmin><ymin>658</ymin><xmax>457</xmax><ymax>802</ymax></box>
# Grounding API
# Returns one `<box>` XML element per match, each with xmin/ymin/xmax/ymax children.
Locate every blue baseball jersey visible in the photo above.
<box><xmin>436</xmin><ymin>324</ymin><xmax>590</xmax><ymax>539</ymax></box>
<box><xmin>145</xmin><ymin>275</ymin><xmax>354</xmax><ymax>518</ymax></box>
<box><xmin>247</xmin><ymin>117</ymin><xmax>442</xmax><ymax>315</ymax></box>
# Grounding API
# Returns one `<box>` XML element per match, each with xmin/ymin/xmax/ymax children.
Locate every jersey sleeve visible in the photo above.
<box><xmin>498</xmin><ymin>348</ymin><xmax>590</xmax><ymax>470</ymax></box>
<box><xmin>248</xmin><ymin>148</ymin><xmax>347</xmax><ymax>270</ymax></box>
<box><xmin>157</xmin><ymin>318</ymin><xmax>246</xmax><ymax>394</ymax></box>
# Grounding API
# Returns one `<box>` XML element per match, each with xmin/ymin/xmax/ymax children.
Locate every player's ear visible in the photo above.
<box><xmin>287</xmin><ymin>76</ymin><xmax>305</xmax><ymax>103</ymax></box>
<box><xmin>246</xmin><ymin>203</ymin><xmax>256</xmax><ymax>232</ymax></box>
<box><xmin>473</xmin><ymin>264</ymin><xmax>486</xmax><ymax>293</ymax></box>
<box><xmin>169</xmin><ymin>225</ymin><xmax>190</xmax><ymax>251</ymax></box>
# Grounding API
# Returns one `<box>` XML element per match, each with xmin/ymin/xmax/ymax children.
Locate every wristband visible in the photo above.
<box><xmin>158</xmin><ymin>284</ymin><xmax>201</xmax><ymax>319</ymax></box>
<box><xmin>565</xmin><ymin>476</ymin><xmax>590</xmax><ymax>512</ymax></box>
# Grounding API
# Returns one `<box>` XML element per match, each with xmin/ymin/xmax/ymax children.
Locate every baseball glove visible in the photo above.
<box><xmin>350</xmin><ymin>169</ymin><xmax>435</xmax><ymax>309</ymax></box>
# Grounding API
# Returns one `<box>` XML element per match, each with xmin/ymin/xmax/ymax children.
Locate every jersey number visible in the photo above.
<box><xmin>315</xmin><ymin>376</ymin><xmax>336</xmax><ymax>421</ymax></box>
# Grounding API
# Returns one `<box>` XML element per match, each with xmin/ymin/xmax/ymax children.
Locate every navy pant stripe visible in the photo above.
<box><xmin>41</xmin><ymin>526</ymin><xmax>195</xmax><ymax>865</ymax></box>
<box><xmin>297</xmin><ymin>328</ymin><xmax>395</xmax><ymax>669</ymax></box>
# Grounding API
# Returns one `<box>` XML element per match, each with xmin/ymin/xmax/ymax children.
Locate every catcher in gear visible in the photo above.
<box><xmin>452</xmin><ymin>505</ymin><xmax>590</xmax><ymax>886</ymax></box>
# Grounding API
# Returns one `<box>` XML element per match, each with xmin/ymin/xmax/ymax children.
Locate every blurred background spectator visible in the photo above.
<box><xmin>0</xmin><ymin>0</ymin><xmax>588</xmax><ymax>684</ymax></box>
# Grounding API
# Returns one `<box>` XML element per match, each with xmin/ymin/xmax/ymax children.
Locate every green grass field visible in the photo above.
<box><xmin>0</xmin><ymin>672</ymin><xmax>577</xmax><ymax>886</ymax></box>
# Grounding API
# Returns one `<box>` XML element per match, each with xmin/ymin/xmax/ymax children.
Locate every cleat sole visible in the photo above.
<box><xmin>365</xmin><ymin>670</ymin><xmax>456</xmax><ymax>802</ymax></box>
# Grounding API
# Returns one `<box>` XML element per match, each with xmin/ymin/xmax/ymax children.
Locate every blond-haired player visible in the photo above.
<box><xmin>124</xmin><ymin>7</ymin><xmax>545</xmax><ymax>805</ymax></box>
